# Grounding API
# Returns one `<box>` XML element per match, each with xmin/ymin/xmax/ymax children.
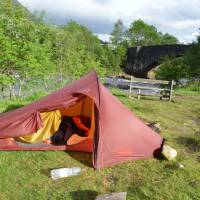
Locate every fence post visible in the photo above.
<box><xmin>137</xmin><ymin>89</ymin><xmax>141</xmax><ymax>100</ymax></box>
<box><xmin>129</xmin><ymin>76</ymin><xmax>133</xmax><ymax>98</ymax></box>
<box><xmin>169</xmin><ymin>80</ymin><xmax>174</xmax><ymax>101</ymax></box>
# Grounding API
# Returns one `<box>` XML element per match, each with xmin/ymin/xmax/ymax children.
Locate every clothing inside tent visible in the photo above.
<box><xmin>14</xmin><ymin>95</ymin><xmax>95</xmax><ymax>152</ymax></box>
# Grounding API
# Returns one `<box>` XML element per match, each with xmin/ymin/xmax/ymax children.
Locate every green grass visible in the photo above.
<box><xmin>0</xmin><ymin>89</ymin><xmax>200</xmax><ymax>200</ymax></box>
<box><xmin>175</xmin><ymin>82</ymin><xmax>200</xmax><ymax>95</ymax></box>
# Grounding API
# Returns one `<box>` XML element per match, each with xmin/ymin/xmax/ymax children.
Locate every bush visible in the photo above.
<box><xmin>155</xmin><ymin>57</ymin><xmax>189</xmax><ymax>81</ymax></box>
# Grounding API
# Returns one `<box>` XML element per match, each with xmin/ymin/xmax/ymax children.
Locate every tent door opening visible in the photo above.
<box><xmin>11</xmin><ymin>95</ymin><xmax>95</xmax><ymax>152</ymax></box>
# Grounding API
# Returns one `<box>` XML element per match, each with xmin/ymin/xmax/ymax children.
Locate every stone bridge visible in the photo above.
<box><xmin>125</xmin><ymin>44</ymin><xmax>190</xmax><ymax>78</ymax></box>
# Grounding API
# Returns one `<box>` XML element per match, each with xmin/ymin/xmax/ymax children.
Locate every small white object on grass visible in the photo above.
<box><xmin>50</xmin><ymin>167</ymin><xmax>81</xmax><ymax>180</ymax></box>
<box><xmin>162</xmin><ymin>144</ymin><xmax>177</xmax><ymax>160</ymax></box>
<box><xmin>178</xmin><ymin>164</ymin><xmax>185</xmax><ymax>168</ymax></box>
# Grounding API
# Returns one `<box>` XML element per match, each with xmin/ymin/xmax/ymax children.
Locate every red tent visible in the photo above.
<box><xmin>0</xmin><ymin>71</ymin><xmax>163</xmax><ymax>168</ymax></box>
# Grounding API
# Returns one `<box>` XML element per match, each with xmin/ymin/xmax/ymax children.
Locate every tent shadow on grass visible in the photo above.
<box><xmin>40</xmin><ymin>151</ymin><xmax>93</xmax><ymax>178</ymax></box>
<box><xmin>66</xmin><ymin>151</ymin><xmax>93</xmax><ymax>168</ymax></box>
<box><xmin>70</xmin><ymin>190</ymin><xmax>98</xmax><ymax>200</ymax></box>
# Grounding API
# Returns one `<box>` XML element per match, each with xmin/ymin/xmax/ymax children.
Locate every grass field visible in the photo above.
<box><xmin>0</xmin><ymin>88</ymin><xmax>200</xmax><ymax>200</ymax></box>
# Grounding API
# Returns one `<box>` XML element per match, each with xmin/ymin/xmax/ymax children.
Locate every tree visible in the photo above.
<box><xmin>160</xmin><ymin>33</ymin><xmax>179</xmax><ymax>45</ymax></box>
<box><xmin>155</xmin><ymin>57</ymin><xmax>189</xmax><ymax>81</ymax></box>
<box><xmin>127</xmin><ymin>19</ymin><xmax>161</xmax><ymax>46</ymax></box>
<box><xmin>0</xmin><ymin>0</ymin><xmax>57</xmax><ymax>98</ymax></box>
<box><xmin>108</xmin><ymin>20</ymin><xmax>129</xmax><ymax>71</ymax></box>
<box><xmin>185</xmin><ymin>33</ymin><xmax>200</xmax><ymax>79</ymax></box>
<box><xmin>52</xmin><ymin>21</ymin><xmax>108</xmax><ymax>78</ymax></box>
<box><xmin>110</xmin><ymin>20</ymin><xmax>125</xmax><ymax>45</ymax></box>
<box><xmin>127</xmin><ymin>19</ymin><xmax>178</xmax><ymax>46</ymax></box>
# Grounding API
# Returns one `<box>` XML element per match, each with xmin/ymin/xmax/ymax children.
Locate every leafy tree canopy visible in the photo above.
<box><xmin>184</xmin><ymin>33</ymin><xmax>200</xmax><ymax>78</ymax></box>
<box><xmin>127</xmin><ymin>19</ymin><xmax>178</xmax><ymax>46</ymax></box>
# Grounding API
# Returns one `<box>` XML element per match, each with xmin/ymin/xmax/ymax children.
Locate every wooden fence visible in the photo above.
<box><xmin>129</xmin><ymin>77</ymin><xmax>175</xmax><ymax>101</ymax></box>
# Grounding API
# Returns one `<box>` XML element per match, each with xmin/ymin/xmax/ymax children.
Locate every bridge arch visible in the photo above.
<box><xmin>125</xmin><ymin>44</ymin><xmax>190</xmax><ymax>78</ymax></box>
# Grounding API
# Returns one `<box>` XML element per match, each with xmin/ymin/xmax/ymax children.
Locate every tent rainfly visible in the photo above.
<box><xmin>0</xmin><ymin>71</ymin><xmax>163</xmax><ymax>168</ymax></box>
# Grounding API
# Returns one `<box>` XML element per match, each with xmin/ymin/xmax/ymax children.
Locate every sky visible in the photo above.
<box><xmin>18</xmin><ymin>0</ymin><xmax>200</xmax><ymax>43</ymax></box>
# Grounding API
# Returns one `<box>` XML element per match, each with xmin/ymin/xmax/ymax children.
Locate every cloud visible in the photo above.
<box><xmin>18</xmin><ymin>0</ymin><xmax>200</xmax><ymax>43</ymax></box>
<box><xmin>96</xmin><ymin>33</ymin><xmax>111</xmax><ymax>42</ymax></box>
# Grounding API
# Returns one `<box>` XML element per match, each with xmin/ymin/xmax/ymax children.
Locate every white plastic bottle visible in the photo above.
<box><xmin>50</xmin><ymin>167</ymin><xmax>81</xmax><ymax>180</ymax></box>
